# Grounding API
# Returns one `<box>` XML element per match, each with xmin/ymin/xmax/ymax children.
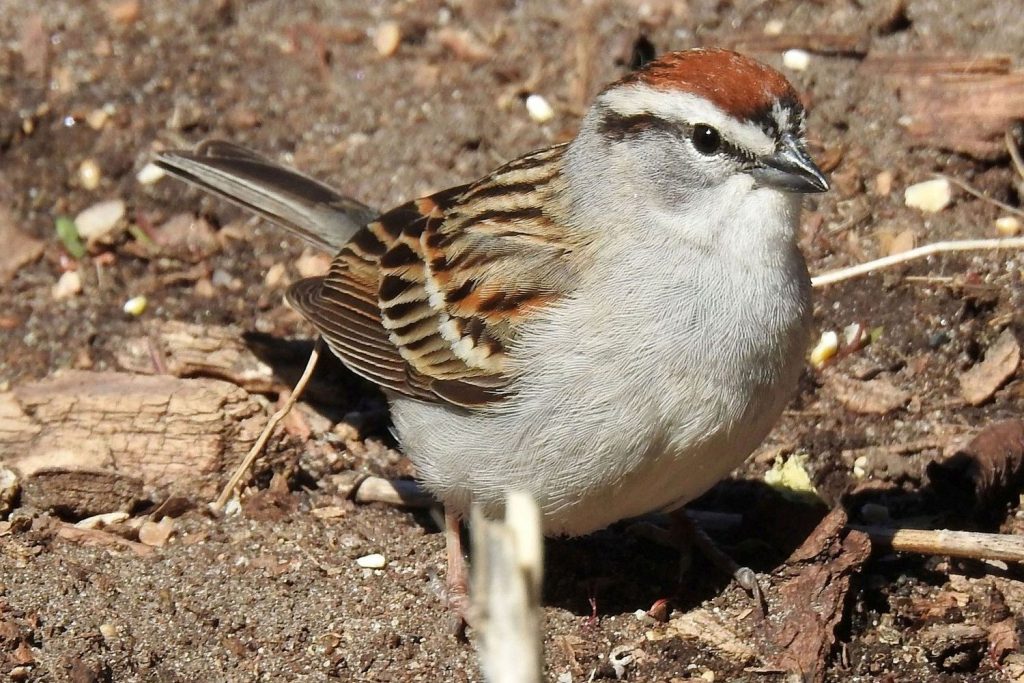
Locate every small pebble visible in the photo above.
<box><xmin>136</xmin><ymin>162</ymin><xmax>166</xmax><ymax>185</ymax></box>
<box><xmin>904</xmin><ymin>178</ymin><xmax>952</xmax><ymax>213</ymax></box>
<box><xmin>809</xmin><ymin>330</ymin><xmax>838</xmax><ymax>369</ymax></box>
<box><xmin>782</xmin><ymin>48</ymin><xmax>810</xmax><ymax>71</ymax></box>
<box><xmin>356</xmin><ymin>553</ymin><xmax>386</xmax><ymax>569</ymax></box>
<box><xmin>74</xmin><ymin>199</ymin><xmax>126</xmax><ymax>242</ymax></box>
<box><xmin>525</xmin><ymin>94</ymin><xmax>555</xmax><ymax>123</ymax></box>
<box><xmin>123</xmin><ymin>295</ymin><xmax>147</xmax><ymax>316</ymax></box>
<box><xmin>264</xmin><ymin>262</ymin><xmax>287</xmax><ymax>288</ymax></box>
<box><xmin>85</xmin><ymin>107</ymin><xmax>110</xmax><ymax>130</ymax></box>
<box><xmin>874</xmin><ymin>170</ymin><xmax>893</xmax><ymax>196</ymax></box>
<box><xmin>374</xmin><ymin>21</ymin><xmax>402</xmax><ymax>57</ymax></box>
<box><xmin>78</xmin><ymin>158</ymin><xmax>102</xmax><ymax>190</ymax></box>
<box><xmin>763</xmin><ymin>19</ymin><xmax>785</xmax><ymax>35</ymax></box>
<box><xmin>99</xmin><ymin>623</ymin><xmax>118</xmax><ymax>640</ymax></box>
<box><xmin>853</xmin><ymin>455</ymin><xmax>869</xmax><ymax>479</ymax></box>
<box><xmin>52</xmin><ymin>270</ymin><xmax>82</xmax><ymax>300</ymax></box>
<box><xmin>995</xmin><ymin>215</ymin><xmax>1021</xmax><ymax>236</ymax></box>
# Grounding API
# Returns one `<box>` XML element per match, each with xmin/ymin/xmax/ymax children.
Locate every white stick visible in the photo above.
<box><xmin>810</xmin><ymin>237</ymin><xmax>1024</xmax><ymax>288</ymax></box>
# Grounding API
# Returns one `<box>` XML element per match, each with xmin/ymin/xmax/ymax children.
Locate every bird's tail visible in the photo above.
<box><xmin>153</xmin><ymin>140</ymin><xmax>378</xmax><ymax>252</ymax></box>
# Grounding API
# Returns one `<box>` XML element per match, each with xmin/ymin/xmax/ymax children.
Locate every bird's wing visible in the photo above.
<box><xmin>155</xmin><ymin>140</ymin><xmax>378</xmax><ymax>251</ymax></box>
<box><xmin>287</xmin><ymin>143</ymin><xmax>583</xmax><ymax>407</ymax></box>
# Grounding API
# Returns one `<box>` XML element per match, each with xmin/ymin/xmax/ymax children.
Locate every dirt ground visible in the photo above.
<box><xmin>2</xmin><ymin>0</ymin><xmax>1024</xmax><ymax>681</ymax></box>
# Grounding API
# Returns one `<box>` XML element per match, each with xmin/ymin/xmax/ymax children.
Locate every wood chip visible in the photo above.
<box><xmin>0</xmin><ymin>204</ymin><xmax>44</xmax><ymax>285</ymax></box>
<box><xmin>0</xmin><ymin>371</ymin><xmax>265</xmax><ymax>505</ymax></box>
<box><xmin>655</xmin><ymin>609</ymin><xmax>757</xmax><ymax>665</ymax></box>
<box><xmin>116</xmin><ymin>320</ymin><xmax>280</xmax><ymax>393</ymax></box>
<box><xmin>138</xmin><ymin>517</ymin><xmax>175</xmax><ymax>547</ymax></box>
<box><xmin>959</xmin><ymin>328</ymin><xmax>1020</xmax><ymax>405</ymax></box>
<box><xmin>863</xmin><ymin>52</ymin><xmax>1024</xmax><ymax>158</ymax></box>
<box><xmin>50</xmin><ymin>519</ymin><xmax>154</xmax><ymax>557</ymax></box>
<box><xmin>436</xmin><ymin>27</ymin><xmax>493</xmax><ymax>62</ymax></box>
<box><xmin>825</xmin><ymin>372</ymin><xmax>910</xmax><ymax>414</ymax></box>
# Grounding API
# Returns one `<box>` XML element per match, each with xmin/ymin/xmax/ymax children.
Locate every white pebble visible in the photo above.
<box><xmin>525</xmin><ymin>94</ymin><xmax>554</xmax><ymax>123</ymax></box>
<box><xmin>123</xmin><ymin>295</ymin><xmax>147</xmax><ymax>316</ymax></box>
<box><xmin>356</xmin><ymin>553</ymin><xmax>386</xmax><ymax>569</ymax></box>
<box><xmin>74</xmin><ymin>199</ymin><xmax>126</xmax><ymax>242</ymax></box>
<box><xmin>78</xmin><ymin>158</ymin><xmax>102</xmax><ymax>190</ymax></box>
<box><xmin>782</xmin><ymin>49</ymin><xmax>810</xmax><ymax>71</ymax></box>
<box><xmin>763</xmin><ymin>19</ymin><xmax>785</xmax><ymax>36</ymax></box>
<box><xmin>52</xmin><ymin>270</ymin><xmax>82</xmax><ymax>300</ymax></box>
<box><xmin>995</xmin><ymin>215</ymin><xmax>1021</xmax><ymax>236</ymax></box>
<box><xmin>904</xmin><ymin>178</ymin><xmax>952</xmax><ymax>213</ymax></box>
<box><xmin>809</xmin><ymin>330</ymin><xmax>838</xmax><ymax>369</ymax></box>
<box><xmin>136</xmin><ymin>162</ymin><xmax>167</xmax><ymax>185</ymax></box>
<box><xmin>373</xmin><ymin>21</ymin><xmax>401</xmax><ymax>57</ymax></box>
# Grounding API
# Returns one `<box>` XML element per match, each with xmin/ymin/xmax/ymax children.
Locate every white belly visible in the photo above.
<box><xmin>391</xmin><ymin>242</ymin><xmax>811</xmax><ymax>536</ymax></box>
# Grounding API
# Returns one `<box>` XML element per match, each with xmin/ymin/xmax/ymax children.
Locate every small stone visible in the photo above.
<box><xmin>52</xmin><ymin>270</ymin><xmax>82</xmax><ymax>300</ymax></box>
<box><xmin>136</xmin><ymin>162</ymin><xmax>166</xmax><ymax>185</ymax></box>
<box><xmin>139</xmin><ymin>517</ymin><xmax>175</xmax><ymax>547</ymax></box>
<box><xmin>106</xmin><ymin>0</ymin><xmax>140</xmax><ymax>24</ymax></box>
<box><xmin>874</xmin><ymin>170</ymin><xmax>894</xmax><ymax>196</ymax></box>
<box><xmin>99</xmin><ymin>623</ymin><xmax>119</xmax><ymax>640</ymax></box>
<box><xmin>373</xmin><ymin>21</ymin><xmax>402</xmax><ymax>57</ymax></box>
<box><xmin>295</xmin><ymin>251</ymin><xmax>332</xmax><ymax>278</ymax></box>
<box><xmin>123</xmin><ymin>295</ymin><xmax>147</xmax><ymax>316</ymax></box>
<box><xmin>0</xmin><ymin>468</ymin><xmax>19</xmax><ymax>516</ymax></box>
<box><xmin>75</xmin><ymin>511</ymin><xmax>129</xmax><ymax>529</ymax></box>
<box><xmin>904</xmin><ymin>178</ymin><xmax>952</xmax><ymax>213</ymax></box>
<box><xmin>356</xmin><ymin>553</ymin><xmax>386</xmax><ymax>569</ymax></box>
<box><xmin>85</xmin><ymin>107</ymin><xmax>110</xmax><ymax>130</ymax></box>
<box><xmin>525</xmin><ymin>94</ymin><xmax>555</xmax><ymax>123</ymax></box>
<box><xmin>763</xmin><ymin>19</ymin><xmax>785</xmax><ymax>35</ymax></box>
<box><xmin>74</xmin><ymin>199</ymin><xmax>126</xmax><ymax>243</ymax></box>
<box><xmin>995</xmin><ymin>215</ymin><xmax>1021</xmax><ymax>237</ymax></box>
<box><xmin>782</xmin><ymin>48</ymin><xmax>810</xmax><ymax>71</ymax></box>
<box><xmin>78</xmin><ymin>158</ymin><xmax>102</xmax><ymax>190</ymax></box>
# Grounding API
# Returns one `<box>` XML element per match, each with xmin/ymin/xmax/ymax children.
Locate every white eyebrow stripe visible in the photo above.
<box><xmin>598</xmin><ymin>84</ymin><xmax>775</xmax><ymax>156</ymax></box>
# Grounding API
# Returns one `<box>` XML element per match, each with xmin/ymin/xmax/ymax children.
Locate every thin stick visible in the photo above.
<box><xmin>810</xmin><ymin>237</ymin><xmax>1024</xmax><ymax>288</ymax></box>
<box><xmin>1007</xmin><ymin>129</ymin><xmax>1024</xmax><ymax>182</ymax></box>
<box><xmin>935</xmin><ymin>173</ymin><xmax>1024</xmax><ymax>219</ymax></box>
<box><xmin>211</xmin><ymin>338</ymin><xmax>323</xmax><ymax>512</ymax></box>
<box><xmin>852</xmin><ymin>526</ymin><xmax>1024</xmax><ymax>564</ymax></box>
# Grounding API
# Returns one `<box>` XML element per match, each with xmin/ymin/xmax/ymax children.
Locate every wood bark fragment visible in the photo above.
<box><xmin>860</xmin><ymin>52</ymin><xmax>1024</xmax><ymax>158</ymax></box>
<box><xmin>958</xmin><ymin>328</ymin><xmax>1020</xmax><ymax>406</ymax></box>
<box><xmin>117</xmin><ymin>320</ymin><xmax>281</xmax><ymax>393</ymax></box>
<box><xmin>825</xmin><ymin>372</ymin><xmax>910</xmax><ymax>415</ymax></box>
<box><xmin>927</xmin><ymin>419</ymin><xmax>1024</xmax><ymax>521</ymax></box>
<box><xmin>654</xmin><ymin>609</ymin><xmax>757</xmax><ymax>665</ymax></box>
<box><xmin>0</xmin><ymin>203</ymin><xmax>44</xmax><ymax>285</ymax></box>
<box><xmin>759</xmin><ymin>507</ymin><xmax>871</xmax><ymax>683</ymax></box>
<box><xmin>0</xmin><ymin>371</ymin><xmax>265</xmax><ymax>514</ymax></box>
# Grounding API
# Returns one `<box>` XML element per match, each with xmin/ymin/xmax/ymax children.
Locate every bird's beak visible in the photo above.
<box><xmin>752</xmin><ymin>133</ymin><xmax>829</xmax><ymax>194</ymax></box>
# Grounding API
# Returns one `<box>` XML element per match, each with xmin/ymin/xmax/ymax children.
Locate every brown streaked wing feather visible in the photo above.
<box><xmin>288</xmin><ymin>144</ymin><xmax>582</xmax><ymax>408</ymax></box>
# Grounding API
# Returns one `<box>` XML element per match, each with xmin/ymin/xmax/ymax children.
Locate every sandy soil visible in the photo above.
<box><xmin>1</xmin><ymin>1</ymin><xmax>1023</xmax><ymax>681</ymax></box>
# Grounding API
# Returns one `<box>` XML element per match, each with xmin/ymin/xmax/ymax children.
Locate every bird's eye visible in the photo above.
<box><xmin>692</xmin><ymin>124</ymin><xmax>721</xmax><ymax>155</ymax></box>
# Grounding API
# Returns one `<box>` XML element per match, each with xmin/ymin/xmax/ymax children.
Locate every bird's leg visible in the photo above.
<box><xmin>669</xmin><ymin>509</ymin><xmax>766</xmax><ymax>616</ymax></box>
<box><xmin>444</xmin><ymin>508</ymin><xmax>471</xmax><ymax>633</ymax></box>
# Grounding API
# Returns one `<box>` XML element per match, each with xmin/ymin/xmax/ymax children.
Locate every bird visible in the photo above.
<box><xmin>155</xmin><ymin>47</ymin><xmax>828</xmax><ymax>616</ymax></box>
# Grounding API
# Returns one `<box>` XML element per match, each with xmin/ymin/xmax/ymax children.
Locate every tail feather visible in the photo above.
<box><xmin>154</xmin><ymin>140</ymin><xmax>378</xmax><ymax>252</ymax></box>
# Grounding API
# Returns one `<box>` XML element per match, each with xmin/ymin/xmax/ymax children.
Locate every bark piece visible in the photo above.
<box><xmin>959</xmin><ymin>328</ymin><xmax>1020</xmax><ymax>406</ymax></box>
<box><xmin>0</xmin><ymin>371</ymin><xmax>265</xmax><ymax>510</ymax></box>
<box><xmin>116</xmin><ymin>320</ymin><xmax>280</xmax><ymax>393</ymax></box>
<box><xmin>927</xmin><ymin>419</ymin><xmax>1024</xmax><ymax>520</ymax></box>
<box><xmin>825</xmin><ymin>372</ymin><xmax>910</xmax><ymax>414</ymax></box>
<box><xmin>861</xmin><ymin>52</ymin><xmax>1024</xmax><ymax>158</ymax></box>
<box><xmin>0</xmin><ymin>203</ymin><xmax>44</xmax><ymax>285</ymax></box>
<box><xmin>20</xmin><ymin>469</ymin><xmax>143</xmax><ymax>518</ymax></box>
<box><xmin>759</xmin><ymin>507</ymin><xmax>871</xmax><ymax>683</ymax></box>
<box><xmin>655</xmin><ymin>609</ymin><xmax>757</xmax><ymax>665</ymax></box>
<box><xmin>918</xmin><ymin>623</ymin><xmax>987</xmax><ymax>672</ymax></box>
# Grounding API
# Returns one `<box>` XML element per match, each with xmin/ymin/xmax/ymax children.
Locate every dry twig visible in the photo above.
<box><xmin>810</xmin><ymin>237</ymin><xmax>1024</xmax><ymax>288</ymax></box>
<box><xmin>211</xmin><ymin>339</ymin><xmax>322</xmax><ymax>512</ymax></box>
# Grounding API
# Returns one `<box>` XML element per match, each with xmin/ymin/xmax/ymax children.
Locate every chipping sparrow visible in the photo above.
<box><xmin>157</xmin><ymin>48</ymin><xmax>827</xmax><ymax>610</ymax></box>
